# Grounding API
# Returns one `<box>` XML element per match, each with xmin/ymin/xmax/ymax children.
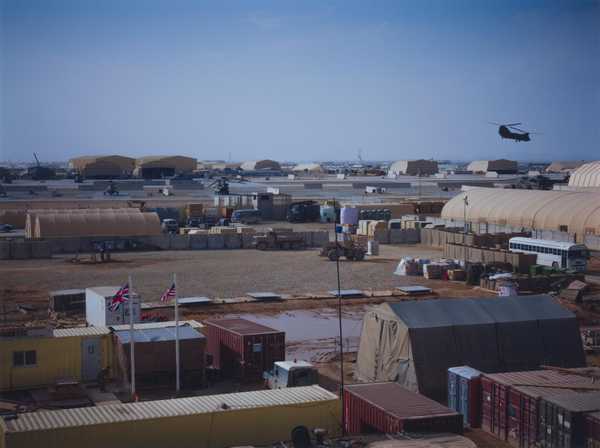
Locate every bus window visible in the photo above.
<box><xmin>569</xmin><ymin>248</ymin><xmax>587</xmax><ymax>259</ymax></box>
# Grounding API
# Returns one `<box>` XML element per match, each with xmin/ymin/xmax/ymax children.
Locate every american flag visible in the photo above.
<box><xmin>108</xmin><ymin>283</ymin><xmax>129</xmax><ymax>311</ymax></box>
<box><xmin>160</xmin><ymin>283</ymin><xmax>177</xmax><ymax>302</ymax></box>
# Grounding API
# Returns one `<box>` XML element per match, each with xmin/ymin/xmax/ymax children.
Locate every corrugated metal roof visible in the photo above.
<box><xmin>388</xmin><ymin>295</ymin><xmax>573</xmax><ymax>328</ymax></box>
<box><xmin>114</xmin><ymin>326</ymin><xmax>204</xmax><ymax>343</ymax></box>
<box><xmin>53</xmin><ymin>327</ymin><xmax>111</xmax><ymax>338</ymax></box>
<box><xmin>110</xmin><ymin>320</ymin><xmax>203</xmax><ymax>331</ymax></box>
<box><xmin>206</xmin><ymin>318</ymin><xmax>282</xmax><ymax>336</ymax></box>
<box><xmin>544</xmin><ymin>391</ymin><xmax>600</xmax><ymax>412</ymax></box>
<box><xmin>345</xmin><ymin>382</ymin><xmax>458</xmax><ymax>419</ymax></box>
<box><xmin>5</xmin><ymin>385</ymin><xmax>338</xmax><ymax>433</ymax></box>
<box><xmin>448</xmin><ymin>366</ymin><xmax>482</xmax><ymax>379</ymax></box>
<box><xmin>484</xmin><ymin>369</ymin><xmax>598</xmax><ymax>400</ymax></box>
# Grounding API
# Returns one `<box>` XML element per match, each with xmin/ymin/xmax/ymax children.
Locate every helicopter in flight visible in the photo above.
<box><xmin>489</xmin><ymin>122</ymin><xmax>538</xmax><ymax>142</ymax></box>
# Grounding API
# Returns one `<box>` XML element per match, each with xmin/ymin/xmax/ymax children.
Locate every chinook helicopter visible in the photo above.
<box><xmin>489</xmin><ymin>122</ymin><xmax>539</xmax><ymax>142</ymax></box>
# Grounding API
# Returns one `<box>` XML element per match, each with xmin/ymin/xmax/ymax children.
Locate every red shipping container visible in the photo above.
<box><xmin>482</xmin><ymin>370</ymin><xmax>599</xmax><ymax>448</ymax></box>
<box><xmin>206</xmin><ymin>318</ymin><xmax>285</xmax><ymax>382</ymax></box>
<box><xmin>585</xmin><ymin>411</ymin><xmax>600</xmax><ymax>448</ymax></box>
<box><xmin>344</xmin><ymin>382</ymin><xmax>463</xmax><ymax>435</ymax></box>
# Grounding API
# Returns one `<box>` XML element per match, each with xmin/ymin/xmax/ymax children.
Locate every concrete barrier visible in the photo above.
<box><xmin>389</xmin><ymin>229</ymin><xmax>420</xmax><ymax>244</ymax></box>
<box><xmin>10</xmin><ymin>241</ymin><xmax>32</xmax><ymax>259</ymax></box>
<box><xmin>0</xmin><ymin>241</ymin><xmax>10</xmax><ymax>259</ymax></box>
<box><xmin>170</xmin><ymin>235</ymin><xmax>190</xmax><ymax>250</ymax></box>
<box><xmin>189</xmin><ymin>234</ymin><xmax>208</xmax><ymax>250</ymax></box>
<box><xmin>223</xmin><ymin>234</ymin><xmax>242</xmax><ymax>249</ymax></box>
<box><xmin>373</xmin><ymin>229</ymin><xmax>390</xmax><ymax>244</ymax></box>
<box><xmin>207</xmin><ymin>234</ymin><xmax>225</xmax><ymax>250</ymax></box>
<box><xmin>145</xmin><ymin>235</ymin><xmax>170</xmax><ymax>250</ymax></box>
<box><xmin>241</xmin><ymin>234</ymin><xmax>255</xmax><ymax>249</ymax></box>
<box><xmin>31</xmin><ymin>241</ymin><xmax>52</xmax><ymax>258</ymax></box>
<box><xmin>311</xmin><ymin>231</ymin><xmax>330</xmax><ymax>247</ymax></box>
<box><xmin>301</xmin><ymin>232</ymin><xmax>313</xmax><ymax>247</ymax></box>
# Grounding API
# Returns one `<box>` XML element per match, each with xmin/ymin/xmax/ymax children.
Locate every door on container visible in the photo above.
<box><xmin>82</xmin><ymin>337</ymin><xmax>102</xmax><ymax>382</ymax></box>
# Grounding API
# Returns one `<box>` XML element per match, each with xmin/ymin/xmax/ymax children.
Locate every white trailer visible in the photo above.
<box><xmin>85</xmin><ymin>286</ymin><xmax>141</xmax><ymax>327</ymax></box>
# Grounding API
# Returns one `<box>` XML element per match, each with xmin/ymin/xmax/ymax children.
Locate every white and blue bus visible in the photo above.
<box><xmin>508</xmin><ymin>237</ymin><xmax>588</xmax><ymax>272</ymax></box>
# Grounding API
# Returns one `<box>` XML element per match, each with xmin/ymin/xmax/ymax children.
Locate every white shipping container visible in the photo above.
<box><xmin>86</xmin><ymin>286</ymin><xmax>141</xmax><ymax>327</ymax></box>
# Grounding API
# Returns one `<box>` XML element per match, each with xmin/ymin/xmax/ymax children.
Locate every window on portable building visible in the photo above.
<box><xmin>13</xmin><ymin>350</ymin><xmax>37</xmax><ymax>367</ymax></box>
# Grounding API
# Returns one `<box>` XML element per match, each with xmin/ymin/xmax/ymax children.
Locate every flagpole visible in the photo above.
<box><xmin>128</xmin><ymin>275</ymin><xmax>136</xmax><ymax>398</ymax></box>
<box><xmin>174</xmin><ymin>273</ymin><xmax>180</xmax><ymax>393</ymax></box>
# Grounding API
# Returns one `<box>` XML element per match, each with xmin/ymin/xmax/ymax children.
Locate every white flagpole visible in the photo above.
<box><xmin>128</xmin><ymin>275</ymin><xmax>136</xmax><ymax>398</ymax></box>
<box><xmin>174</xmin><ymin>273</ymin><xmax>180</xmax><ymax>393</ymax></box>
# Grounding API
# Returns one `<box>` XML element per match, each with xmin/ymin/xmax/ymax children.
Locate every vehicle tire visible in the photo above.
<box><xmin>256</xmin><ymin>242</ymin><xmax>268</xmax><ymax>251</ymax></box>
<box><xmin>327</xmin><ymin>249</ymin><xmax>340</xmax><ymax>261</ymax></box>
<box><xmin>552</xmin><ymin>262</ymin><xmax>559</xmax><ymax>269</ymax></box>
<box><xmin>281</xmin><ymin>242</ymin><xmax>291</xmax><ymax>250</ymax></box>
<box><xmin>354</xmin><ymin>250</ymin><xmax>365</xmax><ymax>261</ymax></box>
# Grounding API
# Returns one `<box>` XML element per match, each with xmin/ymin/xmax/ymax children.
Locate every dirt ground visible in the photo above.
<box><xmin>0</xmin><ymin>244</ymin><xmax>481</xmax><ymax>308</ymax></box>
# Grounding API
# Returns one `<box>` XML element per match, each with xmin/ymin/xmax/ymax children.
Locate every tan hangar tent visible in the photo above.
<box><xmin>568</xmin><ymin>161</ymin><xmax>600</xmax><ymax>188</ymax></box>
<box><xmin>441</xmin><ymin>187</ymin><xmax>600</xmax><ymax>240</ymax></box>
<box><xmin>33</xmin><ymin>212</ymin><xmax>160</xmax><ymax>239</ymax></box>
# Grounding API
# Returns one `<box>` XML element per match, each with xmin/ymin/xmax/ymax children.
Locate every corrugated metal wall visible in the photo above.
<box><xmin>0</xmin><ymin>335</ymin><xmax>113</xmax><ymax>391</ymax></box>
<box><xmin>4</xmin><ymin>396</ymin><xmax>340</xmax><ymax>448</ymax></box>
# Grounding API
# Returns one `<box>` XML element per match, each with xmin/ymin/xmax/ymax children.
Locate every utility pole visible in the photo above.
<box><xmin>332</xmin><ymin>197</ymin><xmax>346</xmax><ymax>436</ymax></box>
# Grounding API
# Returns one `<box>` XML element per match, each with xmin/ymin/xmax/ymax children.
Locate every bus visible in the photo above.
<box><xmin>508</xmin><ymin>237</ymin><xmax>588</xmax><ymax>272</ymax></box>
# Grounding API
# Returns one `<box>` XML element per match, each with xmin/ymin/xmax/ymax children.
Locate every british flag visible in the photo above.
<box><xmin>160</xmin><ymin>283</ymin><xmax>177</xmax><ymax>302</ymax></box>
<box><xmin>108</xmin><ymin>283</ymin><xmax>129</xmax><ymax>311</ymax></box>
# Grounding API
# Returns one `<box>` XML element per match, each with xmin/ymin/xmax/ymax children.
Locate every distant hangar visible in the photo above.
<box><xmin>240</xmin><ymin>160</ymin><xmax>281</xmax><ymax>171</ymax></box>
<box><xmin>69</xmin><ymin>155</ymin><xmax>135</xmax><ymax>179</ymax></box>
<box><xmin>388</xmin><ymin>160</ymin><xmax>438</xmax><ymax>176</ymax></box>
<box><xmin>467</xmin><ymin>159</ymin><xmax>517</xmax><ymax>174</ymax></box>
<box><xmin>134</xmin><ymin>156</ymin><xmax>197</xmax><ymax>178</ymax></box>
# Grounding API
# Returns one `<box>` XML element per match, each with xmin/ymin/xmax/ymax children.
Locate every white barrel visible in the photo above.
<box><xmin>340</xmin><ymin>207</ymin><xmax>359</xmax><ymax>225</ymax></box>
<box><xmin>498</xmin><ymin>282</ymin><xmax>518</xmax><ymax>297</ymax></box>
<box><xmin>368</xmin><ymin>240</ymin><xmax>379</xmax><ymax>256</ymax></box>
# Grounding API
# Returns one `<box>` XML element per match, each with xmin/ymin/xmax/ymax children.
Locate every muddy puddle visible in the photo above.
<box><xmin>222</xmin><ymin>306</ymin><xmax>366</xmax><ymax>362</ymax></box>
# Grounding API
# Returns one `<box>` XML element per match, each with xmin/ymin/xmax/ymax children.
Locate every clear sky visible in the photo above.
<box><xmin>1</xmin><ymin>0</ymin><xmax>598</xmax><ymax>163</ymax></box>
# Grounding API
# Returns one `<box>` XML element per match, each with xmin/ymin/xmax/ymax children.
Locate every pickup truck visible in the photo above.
<box><xmin>263</xmin><ymin>360</ymin><xmax>318</xmax><ymax>389</ymax></box>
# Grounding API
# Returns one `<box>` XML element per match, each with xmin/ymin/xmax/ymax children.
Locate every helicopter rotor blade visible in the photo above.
<box><xmin>505</xmin><ymin>122</ymin><xmax>522</xmax><ymax>127</ymax></box>
<box><xmin>487</xmin><ymin>121</ymin><xmax>502</xmax><ymax>126</ymax></box>
<box><xmin>508</xmin><ymin>126</ymin><xmax>527</xmax><ymax>133</ymax></box>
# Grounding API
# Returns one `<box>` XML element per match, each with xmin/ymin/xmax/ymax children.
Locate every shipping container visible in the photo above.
<box><xmin>538</xmin><ymin>391</ymin><xmax>600</xmax><ymax>448</ymax></box>
<box><xmin>448</xmin><ymin>366</ymin><xmax>482</xmax><ymax>428</ymax></box>
<box><xmin>1</xmin><ymin>385</ymin><xmax>340</xmax><ymax>448</ymax></box>
<box><xmin>585</xmin><ymin>411</ymin><xmax>600</xmax><ymax>448</ymax></box>
<box><xmin>206</xmin><ymin>318</ymin><xmax>285</xmax><ymax>382</ymax></box>
<box><xmin>482</xmin><ymin>370</ymin><xmax>600</xmax><ymax>448</ymax></box>
<box><xmin>344</xmin><ymin>382</ymin><xmax>463</xmax><ymax>435</ymax></box>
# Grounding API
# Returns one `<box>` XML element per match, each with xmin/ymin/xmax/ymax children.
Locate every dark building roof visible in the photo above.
<box><xmin>206</xmin><ymin>318</ymin><xmax>282</xmax><ymax>336</ymax></box>
<box><xmin>115</xmin><ymin>326</ymin><xmax>204</xmax><ymax>344</ymax></box>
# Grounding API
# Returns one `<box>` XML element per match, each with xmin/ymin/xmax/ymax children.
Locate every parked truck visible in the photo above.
<box><xmin>287</xmin><ymin>201</ymin><xmax>320</xmax><ymax>223</ymax></box>
<box><xmin>263</xmin><ymin>360</ymin><xmax>318</xmax><ymax>389</ymax></box>
<box><xmin>320</xmin><ymin>240</ymin><xmax>366</xmax><ymax>261</ymax></box>
<box><xmin>254</xmin><ymin>230</ymin><xmax>305</xmax><ymax>250</ymax></box>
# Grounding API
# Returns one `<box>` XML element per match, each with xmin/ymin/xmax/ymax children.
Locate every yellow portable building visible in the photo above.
<box><xmin>1</xmin><ymin>386</ymin><xmax>340</xmax><ymax>448</ymax></box>
<box><xmin>0</xmin><ymin>327</ymin><xmax>113</xmax><ymax>391</ymax></box>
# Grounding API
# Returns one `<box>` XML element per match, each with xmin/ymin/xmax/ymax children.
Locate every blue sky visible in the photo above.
<box><xmin>1</xmin><ymin>0</ymin><xmax>598</xmax><ymax>162</ymax></box>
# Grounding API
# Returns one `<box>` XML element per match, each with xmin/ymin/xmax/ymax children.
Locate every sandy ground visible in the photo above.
<box><xmin>0</xmin><ymin>244</ymin><xmax>472</xmax><ymax>306</ymax></box>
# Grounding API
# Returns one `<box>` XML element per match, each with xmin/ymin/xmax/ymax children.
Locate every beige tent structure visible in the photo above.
<box><xmin>292</xmin><ymin>163</ymin><xmax>324</xmax><ymax>174</ymax></box>
<box><xmin>135</xmin><ymin>156</ymin><xmax>197</xmax><ymax>178</ymax></box>
<box><xmin>240</xmin><ymin>160</ymin><xmax>281</xmax><ymax>171</ymax></box>
<box><xmin>467</xmin><ymin>159</ymin><xmax>517</xmax><ymax>174</ymax></box>
<box><xmin>24</xmin><ymin>209</ymin><xmax>142</xmax><ymax>238</ymax></box>
<box><xmin>568</xmin><ymin>161</ymin><xmax>600</xmax><ymax>188</ymax></box>
<box><xmin>32</xmin><ymin>212</ymin><xmax>160</xmax><ymax>239</ymax></box>
<box><xmin>69</xmin><ymin>155</ymin><xmax>135</xmax><ymax>178</ymax></box>
<box><xmin>355</xmin><ymin>296</ymin><xmax>584</xmax><ymax>401</ymax></box>
<box><xmin>388</xmin><ymin>160</ymin><xmax>438</xmax><ymax>176</ymax></box>
<box><xmin>545</xmin><ymin>161</ymin><xmax>587</xmax><ymax>174</ymax></box>
<box><xmin>441</xmin><ymin>187</ymin><xmax>600</xmax><ymax>239</ymax></box>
